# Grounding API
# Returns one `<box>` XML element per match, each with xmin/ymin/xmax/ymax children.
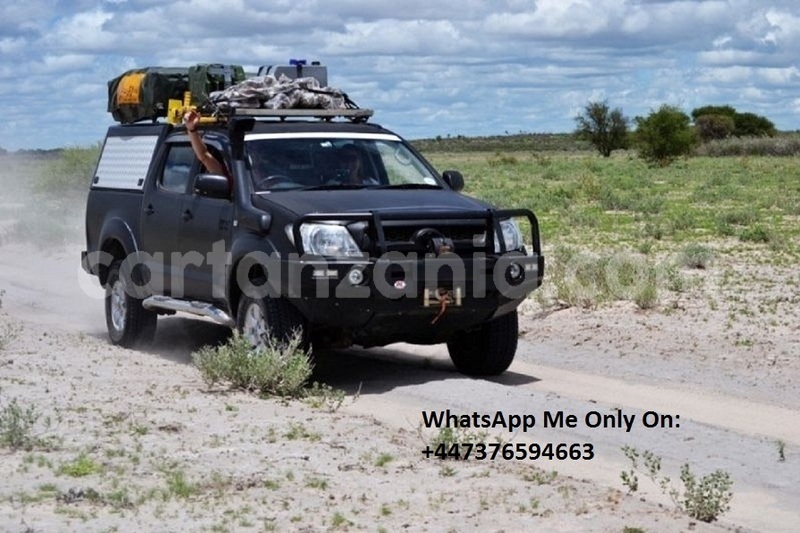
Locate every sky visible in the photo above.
<box><xmin>1</xmin><ymin>0</ymin><xmax>799</xmax><ymax>151</ymax></box>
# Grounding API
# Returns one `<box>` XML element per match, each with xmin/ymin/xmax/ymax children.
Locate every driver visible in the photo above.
<box><xmin>338</xmin><ymin>145</ymin><xmax>378</xmax><ymax>185</ymax></box>
<box><xmin>248</xmin><ymin>147</ymin><xmax>300</xmax><ymax>189</ymax></box>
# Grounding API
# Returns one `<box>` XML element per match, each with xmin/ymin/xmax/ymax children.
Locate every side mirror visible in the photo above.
<box><xmin>194</xmin><ymin>173</ymin><xmax>231</xmax><ymax>199</ymax></box>
<box><xmin>442</xmin><ymin>170</ymin><xmax>464</xmax><ymax>192</ymax></box>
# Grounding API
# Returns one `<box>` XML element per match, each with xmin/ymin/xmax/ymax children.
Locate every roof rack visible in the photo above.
<box><xmin>227</xmin><ymin>108</ymin><xmax>373</xmax><ymax>122</ymax></box>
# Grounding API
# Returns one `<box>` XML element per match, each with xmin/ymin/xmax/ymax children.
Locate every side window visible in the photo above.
<box><xmin>160</xmin><ymin>144</ymin><xmax>195</xmax><ymax>194</ymax></box>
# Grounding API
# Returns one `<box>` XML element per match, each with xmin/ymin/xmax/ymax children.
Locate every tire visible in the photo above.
<box><xmin>236</xmin><ymin>294</ymin><xmax>308</xmax><ymax>351</ymax></box>
<box><xmin>446</xmin><ymin>310</ymin><xmax>519</xmax><ymax>376</ymax></box>
<box><xmin>105</xmin><ymin>260</ymin><xmax>157</xmax><ymax>348</ymax></box>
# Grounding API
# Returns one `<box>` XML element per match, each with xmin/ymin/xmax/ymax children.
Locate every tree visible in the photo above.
<box><xmin>733</xmin><ymin>112</ymin><xmax>776</xmax><ymax>137</ymax></box>
<box><xmin>691</xmin><ymin>105</ymin><xmax>776</xmax><ymax>138</ymax></box>
<box><xmin>691</xmin><ymin>105</ymin><xmax>736</xmax><ymax>121</ymax></box>
<box><xmin>695</xmin><ymin>114</ymin><xmax>735</xmax><ymax>142</ymax></box>
<box><xmin>634</xmin><ymin>105</ymin><xmax>697</xmax><ymax>166</ymax></box>
<box><xmin>575</xmin><ymin>100</ymin><xmax>629</xmax><ymax>157</ymax></box>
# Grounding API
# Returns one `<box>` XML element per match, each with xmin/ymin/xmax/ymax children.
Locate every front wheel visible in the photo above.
<box><xmin>105</xmin><ymin>260</ymin><xmax>157</xmax><ymax>348</ymax></box>
<box><xmin>446</xmin><ymin>311</ymin><xmax>518</xmax><ymax>376</ymax></box>
<box><xmin>236</xmin><ymin>294</ymin><xmax>308</xmax><ymax>351</ymax></box>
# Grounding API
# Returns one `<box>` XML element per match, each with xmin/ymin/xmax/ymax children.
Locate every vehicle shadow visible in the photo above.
<box><xmin>143</xmin><ymin>317</ymin><xmax>539</xmax><ymax>393</ymax></box>
<box><xmin>311</xmin><ymin>346</ymin><xmax>539</xmax><ymax>395</ymax></box>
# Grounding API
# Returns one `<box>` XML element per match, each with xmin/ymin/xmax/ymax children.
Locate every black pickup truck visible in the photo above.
<box><xmin>82</xmin><ymin>109</ymin><xmax>544</xmax><ymax>375</ymax></box>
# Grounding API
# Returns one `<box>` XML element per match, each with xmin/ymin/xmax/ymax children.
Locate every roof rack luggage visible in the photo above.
<box><xmin>107</xmin><ymin>60</ymin><xmax>370</xmax><ymax>126</ymax></box>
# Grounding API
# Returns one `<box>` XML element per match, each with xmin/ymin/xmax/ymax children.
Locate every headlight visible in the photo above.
<box><xmin>290</xmin><ymin>223</ymin><xmax>363</xmax><ymax>257</ymax></box>
<box><xmin>497</xmin><ymin>219</ymin><xmax>523</xmax><ymax>252</ymax></box>
<box><xmin>473</xmin><ymin>219</ymin><xmax>525</xmax><ymax>253</ymax></box>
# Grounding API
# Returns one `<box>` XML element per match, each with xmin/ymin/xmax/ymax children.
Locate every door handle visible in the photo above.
<box><xmin>144</xmin><ymin>204</ymin><xmax>155</xmax><ymax>215</ymax></box>
<box><xmin>182</xmin><ymin>209</ymin><xmax>193</xmax><ymax>221</ymax></box>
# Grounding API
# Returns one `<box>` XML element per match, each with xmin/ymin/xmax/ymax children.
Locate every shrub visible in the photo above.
<box><xmin>193</xmin><ymin>332</ymin><xmax>312</xmax><ymax>398</ymax></box>
<box><xmin>0</xmin><ymin>320</ymin><xmax>22</xmax><ymax>351</ymax></box>
<box><xmin>739</xmin><ymin>224</ymin><xmax>773</xmax><ymax>243</ymax></box>
<box><xmin>634</xmin><ymin>105</ymin><xmax>697</xmax><ymax>166</ymax></box>
<box><xmin>678</xmin><ymin>465</ymin><xmax>734</xmax><ymax>522</ymax></box>
<box><xmin>0</xmin><ymin>397</ymin><xmax>41</xmax><ymax>451</ymax></box>
<box><xmin>679</xmin><ymin>244</ymin><xmax>714</xmax><ymax>269</ymax></box>
<box><xmin>549</xmin><ymin>247</ymin><xmax>660</xmax><ymax>309</ymax></box>
<box><xmin>621</xmin><ymin>446</ymin><xmax>733</xmax><ymax>522</ymax></box>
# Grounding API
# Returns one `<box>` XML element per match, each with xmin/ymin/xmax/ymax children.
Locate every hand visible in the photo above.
<box><xmin>183</xmin><ymin>109</ymin><xmax>200</xmax><ymax>132</ymax></box>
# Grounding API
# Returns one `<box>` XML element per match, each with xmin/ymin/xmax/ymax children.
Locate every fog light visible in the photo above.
<box><xmin>348</xmin><ymin>268</ymin><xmax>365</xmax><ymax>286</ymax></box>
<box><xmin>507</xmin><ymin>262</ymin><xmax>523</xmax><ymax>282</ymax></box>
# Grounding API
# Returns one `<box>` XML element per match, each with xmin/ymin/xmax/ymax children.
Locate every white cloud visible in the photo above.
<box><xmin>322</xmin><ymin>20</ymin><xmax>467</xmax><ymax>56</ymax></box>
<box><xmin>0</xmin><ymin>38</ymin><xmax>27</xmax><ymax>55</ymax></box>
<box><xmin>2</xmin><ymin>1</ymin><xmax>800</xmax><ymax>150</ymax></box>
<box><xmin>41</xmin><ymin>9</ymin><xmax>116</xmax><ymax>52</ymax></box>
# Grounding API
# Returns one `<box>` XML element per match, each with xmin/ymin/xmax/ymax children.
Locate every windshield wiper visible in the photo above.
<box><xmin>374</xmin><ymin>183</ymin><xmax>442</xmax><ymax>190</ymax></box>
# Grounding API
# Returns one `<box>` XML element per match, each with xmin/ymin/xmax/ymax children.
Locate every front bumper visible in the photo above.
<box><xmin>277</xmin><ymin>252</ymin><xmax>544</xmax><ymax>345</ymax></box>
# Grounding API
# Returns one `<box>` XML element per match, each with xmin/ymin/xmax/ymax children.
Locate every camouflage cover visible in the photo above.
<box><xmin>205</xmin><ymin>74</ymin><xmax>349</xmax><ymax>113</ymax></box>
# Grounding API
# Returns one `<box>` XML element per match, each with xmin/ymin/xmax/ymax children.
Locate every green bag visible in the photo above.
<box><xmin>188</xmin><ymin>64</ymin><xmax>246</xmax><ymax>106</ymax></box>
<box><xmin>108</xmin><ymin>67</ymin><xmax>188</xmax><ymax>124</ymax></box>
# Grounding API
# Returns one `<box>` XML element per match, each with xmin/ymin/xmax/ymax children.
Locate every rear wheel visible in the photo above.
<box><xmin>105</xmin><ymin>260</ymin><xmax>157</xmax><ymax>348</ymax></box>
<box><xmin>446</xmin><ymin>311</ymin><xmax>518</xmax><ymax>376</ymax></box>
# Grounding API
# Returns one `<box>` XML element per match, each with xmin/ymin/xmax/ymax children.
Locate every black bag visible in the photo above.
<box><xmin>108</xmin><ymin>67</ymin><xmax>188</xmax><ymax>124</ymax></box>
<box><xmin>188</xmin><ymin>64</ymin><xmax>246</xmax><ymax>106</ymax></box>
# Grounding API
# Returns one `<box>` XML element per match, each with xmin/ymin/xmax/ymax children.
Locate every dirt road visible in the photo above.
<box><xmin>1</xmin><ymin>240</ymin><xmax>798</xmax><ymax>532</ymax></box>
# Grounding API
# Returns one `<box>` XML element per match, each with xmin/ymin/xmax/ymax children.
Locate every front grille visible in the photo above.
<box><xmin>367</xmin><ymin>221</ymin><xmax>489</xmax><ymax>257</ymax></box>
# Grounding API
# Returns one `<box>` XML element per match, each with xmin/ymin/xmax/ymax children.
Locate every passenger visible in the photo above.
<box><xmin>183</xmin><ymin>110</ymin><xmax>232</xmax><ymax>187</ymax></box>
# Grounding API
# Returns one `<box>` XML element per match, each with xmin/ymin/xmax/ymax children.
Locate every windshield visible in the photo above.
<box><xmin>245</xmin><ymin>134</ymin><xmax>441</xmax><ymax>192</ymax></box>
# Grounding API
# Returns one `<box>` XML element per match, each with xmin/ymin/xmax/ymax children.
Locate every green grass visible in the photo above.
<box><xmin>423</xmin><ymin>151</ymin><xmax>800</xmax><ymax>257</ymax></box>
<box><xmin>57</xmin><ymin>454</ymin><xmax>103</xmax><ymax>477</ymax></box>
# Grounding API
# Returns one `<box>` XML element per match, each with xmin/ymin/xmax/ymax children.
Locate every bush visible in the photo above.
<box><xmin>679</xmin><ymin>244</ymin><xmax>714</xmax><ymax>269</ymax></box>
<box><xmin>193</xmin><ymin>332</ymin><xmax>312</xmax><ymax>398</ymax></box>
<box><xmin>549</xmin><ymin>247</ymin><xmax>660</xmax><ymax>309</ymax></box>
<box><xmin>634</xmin><ymin>105</ymin><xmax>697</xmax><ymax>166</ymax></box>
<box><xmin>739</xmin><ymin>224</ymin><xmax>773</xmax><ymax>243</ymax></box>
<box><xmin>678</xmin><ymin>464</ymin><xmax>734</xmax><ymax>522</ymax></box>
<box><xmin>0</xmin><ymin>397</ymin><xmax>41</xmax><ymax>451</ymax></box>
<box><xmin>621</xmin><ymin>446</ymin><xmax>733</xmax><ymax>523</ymax></box>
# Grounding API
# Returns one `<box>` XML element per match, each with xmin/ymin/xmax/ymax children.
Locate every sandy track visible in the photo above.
<box><xmin>1</xmin><ymin>241</ymin><xmax>798</xmax><ymax>531</ymax></box>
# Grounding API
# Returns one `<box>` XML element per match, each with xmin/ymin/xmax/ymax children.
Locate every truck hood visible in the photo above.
<box><xmin>252</xmin><ymin>189</ymin><xmax>492</xmax><ymax>216</ymax></box>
